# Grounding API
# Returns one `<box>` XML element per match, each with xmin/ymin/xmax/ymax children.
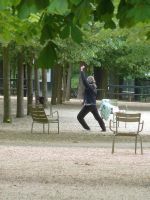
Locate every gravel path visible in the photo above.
<box><xmin>0</xmin><ymin>97</ymin><xmax>150</xmax><ymax>199</ymax></box>
<box><xmin>0</xmin><ymin>144</ymin><xmax>150</xmax><ymax>200</ymax></box>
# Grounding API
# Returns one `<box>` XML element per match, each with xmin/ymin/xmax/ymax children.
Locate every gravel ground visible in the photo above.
<box><xmin>0</xmin><ymin>144</ymin><xmax>150</xmax><ymax>200</ymax></box>
<box><xmin>0</xmin><ymin>97</ymin><xmax>150</xmax><ymax>200</ymax></box>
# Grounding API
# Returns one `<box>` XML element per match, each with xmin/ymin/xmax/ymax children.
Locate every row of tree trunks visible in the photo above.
<box><xmin>2</xmin><ymin>51</ymin><xmax>110</xmax><ymax>123</ymax></box>
<box><xmin>2</xmin><ymin>46</ymin><xmax>50</xmax><ymax>121</ymax></box>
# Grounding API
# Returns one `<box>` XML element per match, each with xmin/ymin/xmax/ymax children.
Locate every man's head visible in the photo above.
<box><xmin>87</xmin><ymin>76</ymin><xmax>95</xmax><ymax>84</ymax></box>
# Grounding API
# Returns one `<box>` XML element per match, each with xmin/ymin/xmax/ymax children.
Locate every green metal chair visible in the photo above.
<box><xmin>109</xmin><ymin>112</ymin><xmax>144</xmax><ymax>154</ymax></box>
<box><xmin>31</xmin><ymin>106</ymin><xmax>59</xmax><ymax>134</ymax></box>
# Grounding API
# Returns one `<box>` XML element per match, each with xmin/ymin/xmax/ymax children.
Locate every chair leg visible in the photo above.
<box><xmin>113</xmin><ymin>114</ymin><xmax>115</xmax><ymax>127</ymax></box>
<box><xmin>58</xmin><ymin>121</ymin><xmax>59</xmax><ymax>134</ymax></box>
<box><xmin>31</xmin><ymin>122</ymin><xmax>34</xmax><ymax>133</ymax></box>
<box><xmin>135</xmin><ymin>136</ymin><xmax>137</xmax><ymax>154</ymax></box>
<box><xmin>112</xmin><ymin>135</ymin><xmax>115</xmax><ymax>154</ymax></box>
<box><xmin>48</xmin><ymin>123</ymin><xmax>50</xmax><ymax>134</ymax></box>
<box><xmin>43</xmin><ymin>124</ymin><xmax>45</xmax><ymax>133</ymax></box>
<box><xmin>139</xmin><ymin>135</ymin><xmax>143</xmax><ymax>154</ymax></box>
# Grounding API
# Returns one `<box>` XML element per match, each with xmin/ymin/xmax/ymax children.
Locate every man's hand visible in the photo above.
<box><xmin>81</xmin><ymin>65</ymin><xmax>85</xmax><ymax>71</ymax></box>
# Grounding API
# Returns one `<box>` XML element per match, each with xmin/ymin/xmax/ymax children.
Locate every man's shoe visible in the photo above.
<box><xmin>83</xmin><ymin>129</ymin><xmax>91</xmax><ymax>133</ymax></box>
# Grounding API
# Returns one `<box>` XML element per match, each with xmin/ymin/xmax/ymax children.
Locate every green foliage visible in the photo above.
<box><xmin>56</xmin><ymin>22</ymin><xmax>150</xmax><ymax>79</ymax></box>
<box><xmin>73</xmin><ymin>0</ymin><xmax>93</xmax><ymax>25</ymax></box>
<box><xmin>0</xmin><ymin>9</ymin><xmax>41</xmax><ymax>47</ymax></box>
<box><xmin>37</xmin><ymin>41</ymin><xmax>57</xmax><ymax>68</ymax></box>
<box><xmin>0</xmin><ymin>0</ymin><xmax>20</xmax><ymax>10</ymax></box>
<box><xmin>71</xmin><ymin>73</ymin><xmax>79</xmax><ymax>88</ymax></box>
<box><xmin>40</xmin><ymin>14</ymin><xmax>61</xmax><ymax>45</ymax></box>
<box><xmin>16</xmin><ymin>0</ymin><xmax>49</xmax><ymax>18</ymax></box>
<box><xmin>0</xmin><ymin>0</ymin><xmax>150</xmax><ymax>69</ymax></box>
<box><xmin>47</xmin><ymin>0</ymin><xmax>69</xmax><ymax>15</ymax></box>
<box><xmin>147</xmin><ymin>31</ymin><xmax>150</xmax><ymax>40</ymax></box>
<box><xmin>116</xmin><ymin>43</ymin><xmax>150</xmax><ymax>78</ymax></box>
<box><xmin>117</xmin><ymin>0</ymin><xmax>150</xmax><ymax>27</ymax></box>
<box><xmin>69</xmin><ymin>0</ymin><xmax>82</xmax><ymax>5</ymax></box>
<box><xmin>60</xmin><ymin>24</ymin><xmax>70</xmax><ymax>39</ymax></box>
<box><xmin>94</xmin><ymin>0</ymin><xmax>116</xmax><ymax>28</ymax></box>
<box><xmin>11</xmin><ymin>1</ymin><xmax>150</xmax><ymax>66</ymax></box>
<box><xmin>71</xmin><ymin>24</ymin><xmax>83</xmax><ymax>43</ymax></box>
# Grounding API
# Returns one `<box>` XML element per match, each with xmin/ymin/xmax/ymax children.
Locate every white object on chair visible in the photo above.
<box><xmin>99</xmin><ymin>99</ymin><xmax>120</xmax><ymax>121</ymax></box>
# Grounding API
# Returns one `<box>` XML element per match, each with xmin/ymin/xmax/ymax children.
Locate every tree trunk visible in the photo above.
<box><xmin>42</xmin><ymin>68</ymin><xmax>48</xmax><ymax>107</ymax></box>
<box><xmin>3</xmin><ymin>46</ymin><xmax>11</xmax><ymax>123</ymax></box>
<box><xmin>51</xmin><ymin>67</ymin><xmax>58</xmax><ymax>105</ymax></box>
<box><xmin>62</xmin><ymin>67</ymin><xmax>67</xmax><ymax>102</ymax></box>
<box><xmin>34</xmin><ymin>64</ymin><xmax>40</xmax><ymax>104</ymax></box>
<box><xmin>27</xmin><ymin>63</ymin><xmax>33</xmax><ymax>115</ymax></box>
<box><xmin>57</xmin><ymin>65</ymin><xmax>63</xmax><ymax>104</ymax></box>
<box><xmin>94</xmin><ymin>67</ymin><xmax>108</xmax><ymax>100</ymax></box>
<box><xmin>65</xmin><ymin>64</ymin><xmax>72</xmax><ymax>101</ymax></box>
<box><xmin>16</xmin><ymin>51</ymin><xmax>24</xmax><ymax>117</ymax></box>
<box><xmin>134</xmin><ymin>78</ymin><xmax>141</xmax><ymax>101</ymax></box>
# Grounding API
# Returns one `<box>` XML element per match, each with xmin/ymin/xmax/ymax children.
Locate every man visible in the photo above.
<box><xmin>77</xmin><ymin>65</ymin><xmax>106</xmax><ymax>132</ymax></box>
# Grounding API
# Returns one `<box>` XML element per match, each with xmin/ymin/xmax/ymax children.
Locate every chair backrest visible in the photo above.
<box><xmin>115</xmin><ymin>112</ymin><xmax>141</xmax><ymax>133</ymax></box>
<box><xmin>116</xmin><ymin>112</ymin><xmax>141</xmax><ymax>123</ymax></box>
<box><xmin>31</xmin><ymin>106</ymin><xmax>48</xmax><ymax>123</ymax></box>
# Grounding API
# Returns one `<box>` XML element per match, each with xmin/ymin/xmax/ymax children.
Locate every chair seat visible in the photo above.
<box><xmin>115</xmin><ymin>132</ymin><xmax>138</xmax><ymax>136</ymax></box>
<box><xmin>47</xmin><ymin>115</ymin><xmax>59</xmax><ymax>121</ymax></box>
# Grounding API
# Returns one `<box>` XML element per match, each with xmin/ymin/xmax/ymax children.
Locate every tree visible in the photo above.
<box><xmin>34</xmin><ymin>62</ymin><xmax>40</xmax><ymax>104</ymax></box>
<box><xmin>16</xmin><ymin>50</ymin><xmax>24</xmax><ymax>117</ymax></box>
<box><xmin>0</xmin><ymin>0</ymin><xmax>149</xmax><ymax>107</ymax></box>
<box><xmin>0</xmin><ymin>8</ymin><xmax>41</xmax><ymax>120</ymax></box>
<box><xmin>41</xmin><ymin>68</ymin><xmax>48</xmax><ymax>107</ymax></box>
<box><xmin>1</xmin><ymin>0</ymin><xmax>147</xmax><ymax>67</ymax></box>
<box><xmin>51</xmin><ymin>66</ymin><xmax>58</xmax><ymax>105</ymax></box>
<box><xmin>2</xmin><ymin>45</ymin><xmax>11</xmax><ymax>122</ymax></box>
<box><xmin>27</xmin><ymin>60</ymin><xmax>33</xmax><ymax>115</ymax></box>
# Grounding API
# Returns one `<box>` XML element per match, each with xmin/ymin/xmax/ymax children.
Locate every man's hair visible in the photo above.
<box><xmin>87</xmin><ymin>76</ymin><xmax>95</xmax><ymax>84</ymax></box>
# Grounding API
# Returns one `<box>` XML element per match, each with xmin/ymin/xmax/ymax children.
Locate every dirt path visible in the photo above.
<box><xmin>0</xmin><ymin>98</ymin><xmax>150</xmax><ymax>199</ymax></box>
<box><xmin>0</xmin><ymin>138</ymin><xmax>150</xmax><ymax>200</ymax></box>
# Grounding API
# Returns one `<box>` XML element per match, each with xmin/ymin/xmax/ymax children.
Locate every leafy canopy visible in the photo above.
<box><xmin>0</xmin><ymin>0</ymin><xmax>149</xmax><ymax>67</ymax></box>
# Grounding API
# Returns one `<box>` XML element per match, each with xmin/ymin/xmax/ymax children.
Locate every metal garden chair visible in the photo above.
<box><xmin>31</xmin><ymin>105</ymin><xmax>59</xmax><ymax>134</ymax></box>
<box><xmin>109</xmin><ymin>112</ymin><xmax>144</xmax><ymax>154</ymax></box>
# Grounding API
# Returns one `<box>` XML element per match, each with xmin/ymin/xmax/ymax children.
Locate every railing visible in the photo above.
<box><xmin>100</xmin><ymin>85</ymin><xmax>150</xmax><ymax>102</ymax></box>
<box><xmin>0</xmin><ymin>78</ymin><xmax>28</xmax><ymax>96</ymax></box>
